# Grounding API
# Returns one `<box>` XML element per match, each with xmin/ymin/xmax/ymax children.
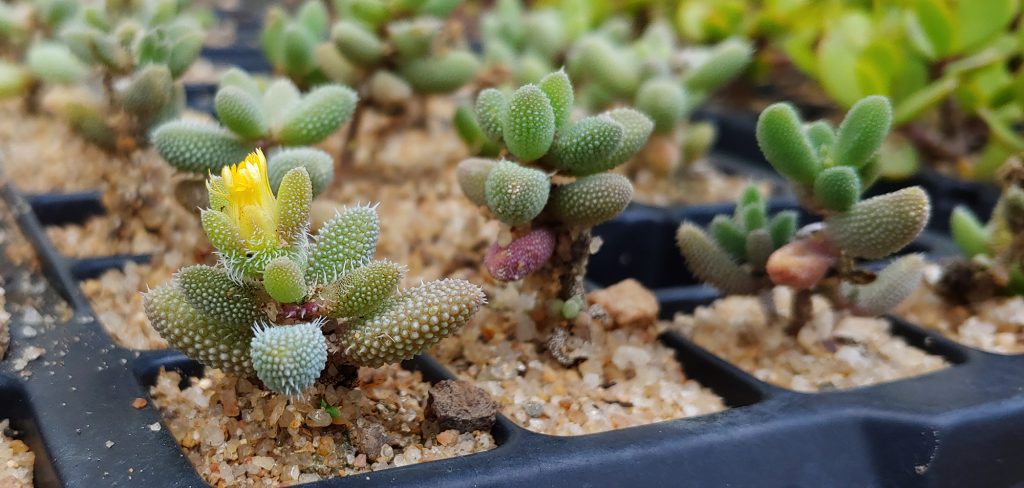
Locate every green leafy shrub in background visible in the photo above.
<box><xmin>680</xmin><ymin>95</ymin><xmax>931</xmax><ymax>333</ymax></box>
<box><xmin>455</xmin><ymin>70</ymin><xmax>652</xmax><ymax>364</ymax></box>
<box><xmin>669</xmin><ymin>0</ymin><xmax>1023</xmax><ymax>182</ymax></box>
<box><xmin>153</xmin><ymin>68</ymin><xmax>356</xmax><ymax>196</ymax></box>
<box><xmin>145</xmin><ymin>150</ymin><xmax>484</xmax><ymax>395</ymax></box>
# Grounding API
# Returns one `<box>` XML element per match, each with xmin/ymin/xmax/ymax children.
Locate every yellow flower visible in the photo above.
<box><xmin>217</xmin><ymin>149</ymin><xmax>279</xmax><ymax>246</ymax></box>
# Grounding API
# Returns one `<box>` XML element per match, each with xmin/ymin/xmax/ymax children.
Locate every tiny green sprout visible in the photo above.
<box><xmin>320</xmin><ymin>399</ymin><xmax>341</xmax><ymax>419</ymax></box>
<box><xmin>145</xmin><ymin>150</ymin><xmax>485</xmax><ymax>396</ymax></box>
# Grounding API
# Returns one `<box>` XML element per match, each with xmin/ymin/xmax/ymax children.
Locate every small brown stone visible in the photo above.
<box><xmin>588</xmin><ymin>279</ymin><xmax>659</xmax><ymax>328</ymax></box>
<box><xmin>131</xmin><ymin>397</ymin><xmax>147</xmax><ymax>409</ymax></box>
<box><xmin>766</xmin><ymin>237</ymin><xmax>838</xmax><ymax>290</ymax></box>
<box><xmin>352</xmin><ymin>421</ymin><xmax>388</xmax><ymax>460</ymax></box>
<box><xmin>426</xmin><ymin>380</ymin><xmax>498</xmax><ymax>433</ymax></box>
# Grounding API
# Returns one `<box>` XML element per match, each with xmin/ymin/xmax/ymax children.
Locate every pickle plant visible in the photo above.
<box><xmin>0</xmin><ymin>0</ymin><xmax>85</xmax><ymax>110</ymax></box>
<box><xmin>145</xmin><ymin>150</ymin><xmax>485</xmax><ymax>396</ymax></box>
<box><xmin>565</xmin><ymin>19</ymin><xmax>753</xmax><ymax>177</ymax></box>
<box><xmin>152</xmin><ymin>69</ymin><xmax>356</xmax><ymax>197</ymax></box>
<box><xmin>677</xmin><ymin>184</ymin><xmax>796</xmax><ymax>296</ymax></box>
<box><xmin>32</xmin><ymin>0</ymin><xmax>208</xmax><ymax>152</ymax></box>
<box><xmin>478</xmin><ymin>0</ymin><xmax>572</xmax><ymax>86</ymax></box>
<box><xmin>941</xmin><ymin>168</ymin><xmax>1024</xmax><ymax>304</ymax></box>
<box><xmin>680</xmin><ymin>96</ymin><xmax>932</xmax><ymax>333</ymax></box>
<box><xmin>456</xmin><ymin>70</ymin><xmax>652</xmax><ymax>364</ymax></box>
<box><xmin>261</xmin><ymin>0</ymin><xmax>478</xmax><ymax>108</ymax></box>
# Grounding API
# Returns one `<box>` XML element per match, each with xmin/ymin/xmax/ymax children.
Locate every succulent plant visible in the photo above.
<box><xmin>260</xmin><ymin>0</ymin><xmax>478</xmax><ymax>104</ymax></box>
<box><xmin>773</xmin><ymin>0</ymin><xmax>1023</xmax><ymax>181</ymax></box>
<box><xmin>144</xmin><ymin>149</ymin><xmax>485</xmax><ymax>395</ymax></box>
<box><xmin>152</xmin><ymin>70</ymin><xmax>356</xmax><ymax>196</ymax></box>
<box><xmin>561</xmin><ymin>20</ymin><xmax>751</xmax><ymax>177</ymax></box>
<box><xmin>0</xmin><ymin>0</ymin><xmax>79</xmax><ymax>54</ymax></box>
<box><xmin>677</xmin><ymin>185</ymin><xmax>796</xmax><ymax>295</ymax></box>
<box><xmin>478</xmin><ymin>0</ymin><xmax>575</xmax><ymax>86</ymax></box>
<box><xmin>940</xmin><ymin>173</ymin><xmax>1024</xmax><ymax>304</ymax></box>
<box><xmin>676</xmin><ymin>96</ymin><xmax>931</xmax><ymax>332</ymax></box>
<box><xmin>0</xmin><ymin>1</ymin><xmax>96</xmax><ymax>110</ymax></box>
<box><xmin>19</xmin><ymin>0</ymin><xmax>211</xmax><ymax>152</ymax></box>
<box><xmin>456</xmin><ymin>70</ymin><xmax>651</xmax><ymax>363</ymax></box>
<box><xmin>464</xmin><ymin>14</ymin><xmax>751</xmax><ymax>169</ymax></box>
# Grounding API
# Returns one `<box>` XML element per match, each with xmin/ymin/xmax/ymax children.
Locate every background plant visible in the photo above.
<box><xmin>456</xmin><ymin>69</ymin><xmax>652</xmax><ymax>364</ymax></box>
<box><xmin>941</xmin><ymin>163</ymin><xmax>1024</xmax><ymax>304</ymax></box>
<box><xmin>0</xmin><ymin>0</ymin><xmax>86</xmax><ymax>110</ymax></box>
<box><xmin>152</xmin><ymin>68</ymin><xmax>356</xmax><ymax>198</ymax></box>
<box><xmin>259</xmin><ymin>0</ymin><xmax>479</xmax><ymax>167</ymax></box>
<box><xmin>24</xmin><ymin>0</ymin><xmax>212</xmax><ymax>153</ymax></box>
<box><xmin>679</xmin><ymin>95</ymin><xmax>931</xmax><ymax>333</ymax></box>
<box><xmin>145</xmin><ymin>150</ymin><xmax>485</xmax><ymax>396</ymax></box>
<box><xmin>261</xmin><ymin>0</ymin><xmax>478</xmax><ymax>110</ymax></box>
<box><xmin>563</xmin><ymin>18</ymin><xmax>752</xmax><ymax>178</ymax></box>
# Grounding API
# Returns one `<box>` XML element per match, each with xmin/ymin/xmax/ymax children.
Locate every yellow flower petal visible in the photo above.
<box><xmin>215</xmin><ymin>149</ymin><xmax>279</xmax><ymax>245</ymax></box>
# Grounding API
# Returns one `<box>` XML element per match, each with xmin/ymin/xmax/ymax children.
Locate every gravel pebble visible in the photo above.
<box><xmin>672</xmin><ymin>288</ymin><xmax>949</xmax><ymax>392</ymax></box>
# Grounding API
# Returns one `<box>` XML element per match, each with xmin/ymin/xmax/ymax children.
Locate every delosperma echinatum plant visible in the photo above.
<box><xmin>565</xmin><ymin>21</ymin><xmax>752</xmax><ymax>176</ymax></box>
<box><xmin>680</xmin><ymin>95</ymin><xmax>931</xmax><ymax>333</ymax></box>
<box><xmin>261</xmin><ymin>0</ymin><xmax>478</xmax><ymax>107</ymax></box>
<box><xmin>0</xmin><ymin>0</ymin><xmax>86</xmax><ymax>111</ymax></box>
<box><xmin>152</xmin><ymin>69</ymin><xmax>356</xmax><ymax>196</ymax></box>
<box><xmin>456</xmin><ymin>70</ymin><xmax>653</xmax><ymax>363</ymax></box>
<box><xmin>144</xmin><ymin>150</ymin><xmax>485</xmax><ymax>395</ymax></box>
<box><xmin>677</xmin><ymin>184</ymin><xmax>796</xmax><ymax>295</ymax></box>
<box><xmin>38</xmin><ymin>0</ymin><xmax>207</xmax><ymax>152</ymax></box>
<box><xmin>940</xmin><ymin>165</ymin><xmax>1024</xmax><ymax>304</ymax></box>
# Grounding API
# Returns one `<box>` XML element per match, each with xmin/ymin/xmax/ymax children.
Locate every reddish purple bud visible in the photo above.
<box><xmin>485</xmin><ymin>228</ymin><xmax>556</xmax><ymax>281</ymax></box>
<box><xmin>280</xmin><ymin>302</ymin><xmax>322</xmax><ymax>321</ymax></box>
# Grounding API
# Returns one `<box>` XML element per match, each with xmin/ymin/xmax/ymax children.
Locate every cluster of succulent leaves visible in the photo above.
<box><xmin>456</xmin><ymin>70</ymin><xmax>652</xmax><ymax>282</ymax></box>
<box><xmin>779</xmin><ymin>0</ymin><xmax>1022</xmax><ymax>180</ymax></box>
<box><xmin>670</xmin><ymin>0</ymin><xmax>1024</xmax><ymax>181</ymax></box>
<box><xmin>478</xmin><ymin>0</ymin><xmax>573</xmax><ymax>86</ymax></box>
<box><xmin>144</xmin><ymin>151</ymin><xmax>484</xmax><ymax>396</ymax></box>
<box><xmin>565</xmin><ymin>20</ymin><xmax>752</xmax><ymax>133</ymax></box>
<box><xmin>948</xmin><ymin>184</ymin><xmax>1024</xmax><ymax>297</ymax></box>
<box><xmin>4</xmin><ymin>0</ymin><xmax>209</xmax><ymax>150</ymax></box>
<box><xmin>153</xmin><ymin>68</ymin><xmax>356</xmax><ymax>196</ymax></box>
<box><xmin>261</xmin><ymin>0</ymin><xmax>478</xmax><ymax>105</ymax></box>
<box><xmin>0</xmin><ymin>0</ymin><xmax>87</xmax><ymax>98</ymax></box>
<box><xmin>678</xmin><ymin>95</ymin><xmax>932</xmax><ymax>320</ymax></box>
<box><xmin>677</xmin><ymin>185</ymin><xmax>796</xmax><ymax>294</ymax></box>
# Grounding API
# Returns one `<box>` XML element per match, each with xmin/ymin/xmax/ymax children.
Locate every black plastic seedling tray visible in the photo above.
<box><xmin>4</xmin><ymin>180</ymin><xmax>1024</xmax><ymax>488</ymax></box>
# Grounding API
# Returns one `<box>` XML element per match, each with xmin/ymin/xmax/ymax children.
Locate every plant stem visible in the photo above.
<box><xmin>337</xmin><ymin>101</ymin><xmax>366</xmax><ymax>178</ymax></box>
<box><xmin>554</xmin><ymin>227</ymin><xmax>592</xmax><ymax>303</ymax></box>
<box><xmin>786</xmin><ymin>288</ymin><xmax>813</xmax><ymax>336</ymax></box>
<box><xmin>22</xmin><ymin>79</ymin><xmax>40</xmax><ymax>114</ymax></box>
